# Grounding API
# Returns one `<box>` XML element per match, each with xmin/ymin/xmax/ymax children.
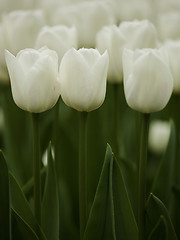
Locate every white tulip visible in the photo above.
<box><xmin>49</xmin><ymin>1</ymin><xmax>115</xmax><ymax>48</ymax></box>
<box><xmin>156</xmin><ymin>11</ymin><xmax>180</xmax><ymax>41</ymax></box>
<box><xmin>119</xmin><ymin>20</ymin><xmax>158</xmax><ymax>49</ymax></box>
<box><xmin>148</xmin><ymin>120</ymin><xmax>171</xmax><ymax>154</ymax></box>
<box><xmin>0</xmin><ymin>10</ymin><xmax>45</xmax><ymax>82</ymax></box>
<box><xmin>0</xmin><ymin>25</ymin><xmax>8</xmax><ymax>82</ymax></box>
<box><xmin>122</xmin><ymin>48</ymin><xmax>173</xmax><ymax>113</ymax></box>
<box><xmin>117</xmin><ymin>0</ymin><xmax>153</xmax><ymax>22</ymax></box>
<box><xmin>161</xmin><ymin>40</ymin><xmax>180</xmax><ymax>94</ymax></box>
<box><xmin>96</xmin><ymin>24</ymin><xmax>126</xmax><ymax>83</ymax></box>
<box><xmin>35</xmin><ymin>25</ymin><xmax>78</xmax><ymax>62</ymax></box>
<box><xmin>5</xmin><ymin>47</ymin><xmax>60</xmax><ymax>113</ymax></box>
<box><xmin>2</xmin><ymin>10</ymin><xmax>45</xmax><ymax>54</ymax></box>
<box><xmin>59</xmin><ymin>48</ymin><xmax>109</xmax><ymax>112</ymax></box>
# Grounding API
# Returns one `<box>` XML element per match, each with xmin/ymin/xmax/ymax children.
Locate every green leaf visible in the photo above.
<box><xmin>171</xmin><ymin>185</ymin><xmax>180</xmax><ymax>239</ymax></box>
<box><xmin>12</xmin><ymin>210</ymin><xmax>39</xmax><ymax>240</ymax></box>
<box><xmin>9</xmin><ymin>172</ymin><xmax>46</xmax><ymax>240</ymax></box>
<box><xmin>42</xmin><ymin>143</ymin><xmax>59</xmax><ymax>240</ymax></box>
<box><xmin>113</xmin><ymin>158</ymin><xmax>138</xmax><ymax>240</ymax></box>
<box><xmin>147</xmin><ymin>215</ymin><xmax>167</xmax><ymax>240</ymax></box>
<box><xmin>151</xmin><ymin>120</ymin><xmax>175</xmax><ymax>207</ymax></box>
<box><xmin>118</xmin><ymin>157</ymin><xmax>137</xmax><ymax>218</ymax></box>
<box><xmin>146</xmin><ymin>193</ymin><xmax>177</xmax><ymax>240</ymax></box>
<box><xmin>84</xmin><ymin>144</ymin><xmax>138</xmax><ymax>240</ymax></box>
<box><xmin>83</xmin><ymin>144</ymin><xmax>116</xmax><ymax>240</ymax></box>
<box><xmin>0</xmin><ymin>151</ymin><xmax>10</xmax><ymax>240</ymax></box>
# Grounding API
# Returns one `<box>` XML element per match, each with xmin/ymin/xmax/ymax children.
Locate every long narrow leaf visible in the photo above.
<box><xmin>9</xmin><ymin>172</ymin><xmax>46</xmax><ymax>240</ymax></box>
<box><xmin>42</xmin><ymin>143</ymin><xmax>59</xmax><ymax>240</ymax></box>
<box><xmin>147</xmin><ymin>215</ymin><xmax>167</xmax><ymax>240</ymax></box>
<box><xmin>113</xmin><ymin>158</ymin><xmax>138</xmax><ymax>240</ymax></box>
<box><xmin>12</xmin><ymin>210</ymin><xmax>39</xmax><ymax>240</ymax></box>
<box><xmin>83</xmin><ymin>144</ymin><xmax>116</xmax><ymax>240</ymax></box>
<box><xmin>0</xmin><ymin>151</ymin><xmax>10</xmax><ymax>240</ymax></box>
<box><xmin>146</xmin><ymin>193</ymin><xmax>177</xmax><ymax>240</ymax></box>
<box><xmin>151</xmin><ymin>120</ymin><xmax>175</xmax><ymax>207</ymax></box>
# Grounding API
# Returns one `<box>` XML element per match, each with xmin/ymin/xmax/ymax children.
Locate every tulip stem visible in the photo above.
<box><xmin>138</xmin><ymin>113</ymin><xmax>150</xmax><ymax>240</ymax></box>
<box><xmin>52</xmin><ymin>99</ymin><xmax>60</xmax><ymax>161</ymax></box>
<box><xmin>32</xmin><ymin>113</ymin><xmax>41</xmax><ymax>226</ymax></box>
<box><xmin>79</xmin><ymin>111</ymin><xmax>88</xmax><ymax>239</ymax></box>
<box><xmin>174</xmin><ymin>95</ymin><xmax>180</xmax><ymax>186</ymax></box>
<box><xmin>113</xmin><ymin>83</ymin><xmax>119</xmax><ymax>157</ymax></box>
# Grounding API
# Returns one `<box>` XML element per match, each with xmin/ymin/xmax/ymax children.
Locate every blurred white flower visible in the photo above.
<box><xmin>5</xmin><ymin>47</ymin><xmax>60</xmax><ymax>113</ymax></box>
<box><xmin>35</xmin><ymin>25</ymin><xmax>78</xmax><ymax>62</ymax></box>
<box><xmin>119</xmin><ymin>19</ymin><xmax>158</xmax><ymax>49</ymax></box>
<box><xmin>42</xmin><ymin>145</ymin><xmax>54</xmax><ymax>167</ymax></box>
<box><xmin>161</xmin><ymin>40</ymin><xmax>180</xmax><ymax>94</ymax></box>
<box><xmin>0</xmin><ymin>0</ymin><xmax>38</xmax><ymax>16</ymax></box>
<box><xmin>0</xmin><ymin>10</ymin><xmax>46</xmax><ymax>82</ymax></box>
<box><xmin>96</xmin><ymin>24</ymin><xmax>126</xmax><ymax>83</ymax></box>
<box><xmin>148</xmin><ymin>120</ymin><xmax>171</xmax><ymax>154</ymax></box>
<box><xmin>0</xmin><ymin>25</ymin><xmax>8</xmax><ymax>82</ymax></box>
<box><xmin>156</xmin><ymin>11</ymin><xmax>180</xmax><ymax>41</ymax></box>
<box><xmin>2</xmin><ymin>10</ymin><xmax>45</xmax><ymax>54</ymax></box>
<box><xmin>59</xmin><ymin>48</ymin><xmax>109</xmax><ymax>112</ymax></box>
<box><xmin>49</xmin><ymin>1</ymin><xmax>115</xmax><ymax>48</ymax></box>
<box><xmin>115</xmin><ymin>0</ymin><xmax>153</xmax><ymax>23</ymax></box>
<box><xmin>122</xmin><ymin>48</ymin><xmax>173</xmax><ymax>113</ymax></box>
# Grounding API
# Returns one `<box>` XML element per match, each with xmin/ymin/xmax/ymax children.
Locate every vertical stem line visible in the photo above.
<box><xmin>174</xmin><ymin>95</ymin><xmax>180</xmax><ymax>186</ymax></box>
<box><xmin>113</xmin><ymin>84</ymin><xmax>119</xmax><ymax>157</ymax></box>
<box><xmin>32</xmin><ymin>113</ymin><xmax>41</xmax><ymax>225</ymax></box>
<box><xmin>79</xmin><ymin>111</ymin><xmax>88</xmax><ymax>239</ymax></box>
<box><xmin>52</xmin><ymin>99</ymin><xmax>60</xmax><ymax>162</ymax></box>
<box><xmin>138</xmin><ymin>113</ymin><xmax>150</xmax><ymax>240</ymax></box>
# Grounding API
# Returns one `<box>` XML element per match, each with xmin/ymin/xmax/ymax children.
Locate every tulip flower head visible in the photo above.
<box><xmin>0</xmin><ymin>25</ymin><xmax>8</xmax><ymax>81</ymax></box>
<box><xmin>156</xmin><ymin>11</ymin><xmax>180</xmax><ymax>41</ymax></box>
<box><xmin>50</xmin><ymin>1</ymin><xmax>115</xmax><ymax>48</ymax></box>
<box><xmin>148</xmin><ymin>120</ymin><xmax>171</xmax><ymax>154</ymax></box>
<box><xmin>122</xmin><ymin>48</ymin><xmax>173</xmax><ymax>113</ymax></box>
<box><xmin>59</xmin><ymin>48</ymin><xmax>109</xmax><ymax>112</ymax></box>
<box><xmin>119</xmin><ymin>19</ymin><xmax>158</xmax><ymax>49</ymax></box>
<box><xmin>5</xmin><ymin>47</ymin><xmax>60</xmax><ymax>113</ymax></box>
<box><xmin>161</xmin><ymin>40</ymin><xmax>180</xmax><ymax>94</ymax></box>
<box><xmin>96</xmin><ymin>24</ymin><xmax>126</xmax><ymax>83</ymax></box>
<box><xmin>35</xmin><ymin>25</ymin><xmax>78</xmax><ymax>62</ymax></box>
<box><xmin>0</xmin><ymin>10</ymin><xmax>45</xmax><ymax>82</ymax></box>
<box><xmin>2</xmin><ymin>10</ymin><xmax>45</xmax><ymax>54</ymax></box>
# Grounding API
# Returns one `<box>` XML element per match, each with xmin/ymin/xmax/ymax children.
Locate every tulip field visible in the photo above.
<box><xmin>0</xmin><ymin>0</ymin><xmax>180</xmax><ymax>240</ymax></box>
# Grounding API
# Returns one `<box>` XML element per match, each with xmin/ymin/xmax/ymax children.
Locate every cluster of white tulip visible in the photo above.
<box><xmin>1</xmin><ymin>0</ymin><xmax>180</xmax><ymax>239</ymax></box>
<box><xmin>0</xmin><ymin>0</ymin><xmax>178</xmax><ymax>118</ymax></box>
<box><xmin>0</xmin><ymin>0</ymin><xmax>179</xmax><ymax>119</ymax></box>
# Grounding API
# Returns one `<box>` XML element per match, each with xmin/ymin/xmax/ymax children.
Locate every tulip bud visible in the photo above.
<box><xmin>5</xmin><ymin>47</ymin><xmax>60</xmax><ymax>113</ymax></box>
<box><xmin>156</xmin><ymin>11</ymin><xmax>180</xmax><ymax>41</ymax></box>
<box><xmin>35</xmin><ymin>25</ymin><xmax>78</xmax><ymax>62</ymax></box>
<box><xmin>117</xmin><ymin>0</ymin><xmax>153</xmax><ymax>22</ymax></box>
<box><xmin>59</xmin><ymin>48</ymin><xmax>109</xmax><ymax>112</ymax></box>
<box><xmin>0</xmin><ymin>10</ymin><xmax>45</xmax><ymax>82</ymax></box>
<box><xmin>161</xmin><ymin>40</ymin><xmax>180</xmax><ymax>94</ymax></box>
<box><xmin>2</xmin><ymin>10</ymin><xmax>45</xmax><ymax>54</ymax></box>
<box><xmin>119</xmin><ymin>19</ymin><xmax>158</xmax><ymax>49</ymax></box>
<box><xmin>96</xmin><ymin>25</ymin><xmax>126</xmax><ymax>83</ymax></box>
<box><xmin>148</xmin><ymin>120</ymin><xmax>170</xmax><ymax>154</ymax></box>
<box><xmin>122</xmin><ymin>48</ymin><xmax>173</xmax><ymax>113</ymax></box>
<box><xmin>0</xmin><ymin>25</ymin><xmax>8</xmax><ymax>82</ymax></box>
<box><xmin>49</xmin><ymin>1</ymin><xmax>115</xmax><ymax>48</ymax></box>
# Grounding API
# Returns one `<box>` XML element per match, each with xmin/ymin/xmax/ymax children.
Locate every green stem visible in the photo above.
<box><xmin>79</xmin><ymin>111</ymin><xmax>88</xmax><ymax>239</ymax></box>
<box><xmin>138</xmin><ymin>113</ymin><xmax>150</xmax><ymax>240</ymax></box>
<box><xmin>52</xmin><ymin>99</ymin><xmax>60</xmax><ymax>162</ymax></box>
<box><xmin>113</xmin><ymin>84</ymin><xmax>119</xmax><ymax>157</ymax></box>
<box><xmin>32</xmin><ymin>113</ymin><xmax>41</xmax><ymax>225</ymax></box>
<box><xmin>174</xmin><ymin>95</ymin><xmax>180</xmax><ymax>186</ymax></box>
